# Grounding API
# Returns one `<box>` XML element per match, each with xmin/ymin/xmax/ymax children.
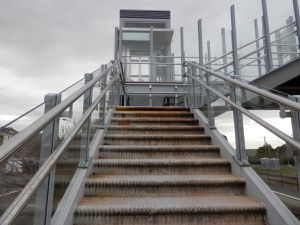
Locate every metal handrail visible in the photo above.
<box><xmin>0</xmin><ymin>61</ymin><xmax>123</xmax><ymax>225</ymax></box>
<box><xmin>185</xmin><ymin>61</ymin><xmax>300</xmax><ymax>112</ymax></box>
<box><xmin>0</xmin><ymin>72</ymin><xmax>121</xmax><ymax>225</ymax></box>
<box><xmin>0</xmin><ymin>77</ymin><xmax>86</xmax><ymax>131</ymax></box>
<box><xmin>185</xmin><ymin>60</ymin><xmax>300</xmax><ymax>150</ymax></box>
<box><xmin>0</xmin><ymin>62</ymin><xmax>117</xmax><ymax>164</ymax></box>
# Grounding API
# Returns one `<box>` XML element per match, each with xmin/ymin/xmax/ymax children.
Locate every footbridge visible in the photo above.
<box><xmin>1</xmin><ymin>1</ymin><xmax>300</xmax><ymax>225</ymax></box>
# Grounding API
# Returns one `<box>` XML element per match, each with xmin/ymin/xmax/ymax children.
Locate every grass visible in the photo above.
<box><xmin>252</xmin><ymin>164</ymin><xmax>297</xmax><ymax>177</ymax></box>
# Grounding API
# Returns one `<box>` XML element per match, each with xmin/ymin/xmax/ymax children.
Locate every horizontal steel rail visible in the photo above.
<box><xmin>185</xmin><ymin>69</ymin><xmax>300</xmax><ymax>150</ymax></box>
<box><xmin>269</xmin><ymin>21</ymin><xmax>296</xmax><ymax>36</ymax></box>
<box><xmin>0</xmin><ymin>62</ymin><xmax>117</xmax><ymax>164</ymax></box>
<box><xmin>0</xmin><ymin>67</ymin><xmax>121</xmax><ymax>225</ymax></box>
<box><xmin>185</xmin><ymin>61</ymin><xmax>300</xmax><ymax>112</ymax></box>
<box><xmin>0</xmin><ymin>77</ymin><xmax>86</xmax><ymax>130</ymax></box>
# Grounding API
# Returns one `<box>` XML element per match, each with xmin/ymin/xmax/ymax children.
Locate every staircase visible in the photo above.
<box><xmin>74</xmin><ymin>106</ymin><xmax>266</xmax><ymax>225</ymax></box>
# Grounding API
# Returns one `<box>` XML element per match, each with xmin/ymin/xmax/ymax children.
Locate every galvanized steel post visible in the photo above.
<box><xmin>231</xmin><ymin>4</ymin><xmax>247</xmax><ymax>164</ymax></box>
<box><xmin>221</xmin><ymin>28</ymin><xmax>228</xmax><ymax>74</ymax></box>
<box><xmin>289</xmin><ymin>96</ymin><xmax>300</xmax><ymax>192</ymax></box>
<box><xmin>293</xmin><ymin>0</ymin><xmax>300</xmax><ymax>50</ymax></box>
<box><xmin>198</xmin><ymin>19</ymin><xmax>204</xmax><ymax>66</ymax></box>
<box><xmin>79</xmin><ymin>73</ymin><xmax>93</xmax><ymax>167</ymax></box>
<box><xmin>254</xmin><ymin>19</ymin><xmax>263</xmax><ymax>76</ymax></box>
<box><xmin>205</xmin><ymin>72</ymin><xmax>215</xmax><ymax>128</ymax></box>
<box><xmin>114</xmin><ymin>27</ymin><xmax>118</xmax><ymax>61</ymax></box>
<box><xmin>261</xmin><ymin>0</ymin><xmax>273</xmax><ymax>71</ymax></box>
<box><xmin>150</xmin><ymin>26</ymin><xmax>155</xmax><ymax>81</ymax></box>
<box><xmin>34</xmin><ymin>93</ymin><xmax>61</xmax><ymax>225</ymax></box>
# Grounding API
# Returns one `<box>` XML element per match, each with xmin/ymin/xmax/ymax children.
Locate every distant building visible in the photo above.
<box><xmin>0</xmin><ymin>127</ymin><xmax>18</xmax><ymax>145</ymax></box>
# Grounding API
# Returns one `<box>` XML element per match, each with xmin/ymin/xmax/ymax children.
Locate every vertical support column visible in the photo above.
<box><xmin>231</xmin><ymin>4</ymin><xmax>247</xmax><ymax>164</ymax></box>
<box><xmin>286</xmin><ymin>16</ymin><xmax>297</xmax><ymax>59</ymax></box>
<box><xmin>289</xmin><ymin>96</ymin><xmax>300</xmax><ymax>192</ymax></box>
<box><xmin>293</xmin><ymin>0</ymin><xmax>300</xmax><ymax>50</ymax></box>
<box><xmin>187</xmin><ymin>66</ymin><xmax>191</xmax><ymax>107</ymax></box>
<box><xmin>114</xmin><ymin>27</ymin><xmax>119</xmax><ymax>61</ymax></box>
<box><xmin>205</xmin><ymin>72</ymin><xmax>215</xmax><ymax>128</ymax></box>
<box><xmin>207</xmin><ymin>41</ymin><xmax>211</xmax><ymax>68</ymax></box>
<box><xmin>79</xmin><ymin>73</ymin><xmax>93</xmax><ymax>168</ymax></box>
<box><xmin>180</xmin><ymin>27</ymin><xmax>186</xmax><ymax>79</ymax></box>
<box><xmin>138</xmin><ymin>56</ymin><xmax>142</xmax><ymax>81</ymax></box>
<box><xmin>150</xmin><ymin>27</ymin><xmax>154</xmax><ymax>82</ymax></box>
<box><xmin>221</xmin><ymin>28</ymin><xmax>228</xmax><ymax>74</ymax></box>
<box><xmin>118</xmin><ymin>28</ymin><xmax>123</xmax><ymax>62</ymax></box>
<box><xmin>254</xmin><ymin>19</ymin><xmax>263</xmax><ymax>76</ymax></box>
<box><xmin>174</xmin><ymin>85</ymin><xmax>178</xmax><ymax>107</ymax></box>
<box><xmin>262</xmin><ymin>0</ymin><xmax>273</xmax><ymax>71</ymax></box>
<box><xmin>34</xmin><ymin>93</ymin><xmax>61</xmax><ymax>225</ymax></box>
<box><xmin>191</xmin><ymin>65</ymin><xmax>196</xmax><ymax>107</ymax></box>
<box><xmin>231</xmin><ymin>5</ymin><xmax>239</xmax><ymax>75</ymax></box>
<box><xmin>275</xmin><ymin>31</ymin><xmax>284</xmax><ymax>65</ymax></box>
<box><xmin>100</xmin><ymin>65</ymin><xmax>108</xmax><ymax>127</ymax></box>
<box><xmin>198</xmin><ymin>19</ymin><xmax>204</xmax><ymax>107</ymax></box>
<box><xmin>149</xmin><ymin>84</ymin><xmax>152</xmax><ymax>106</ymax></box>
<box><xmin>198</xmin><ymin>19</ymin><xmax>204</xmax><ymax>66</ymax></box>
<box><xmin>181</xmin><ymin>27</ymin><xmax>188</xmax><ymax>107</ymax></box>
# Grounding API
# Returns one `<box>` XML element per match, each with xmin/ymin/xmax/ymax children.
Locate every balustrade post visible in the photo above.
<box><xmin>79</xmin><ymin>73</ymin><xmax>93</xmax><ymax>168</ymax></box>
<box><xmin>34</xmin><ymin>93</ymin><xmax>61</xmax><ymax>225</ymax></box>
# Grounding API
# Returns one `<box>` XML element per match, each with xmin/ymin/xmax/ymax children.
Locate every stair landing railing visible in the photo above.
<box><xmin>0</xmin><ymin>60</ymin><xmax>126</xmax><ymax>225</ymax></box>
<box><xmin>184</xmin><ymin>60</ymin><xmax>300</xmax><ymax>195</ymax></box>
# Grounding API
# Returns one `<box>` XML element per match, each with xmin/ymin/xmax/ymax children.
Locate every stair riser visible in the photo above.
<box><xmin>74</xmin><ymin>212</ymin><xmax>266</xmax><ymax>225</ymax></box>
<box><xmin>110</xmin><ymin>121</ymin><xmax>199</xmax><ymax>126</ymax></box>
<box><xmin>99</xmin><ymin>151</ymin><xmax>220</xmax><ymax>159</ymax></box>
<box><xmin>85</xmin><ymin>184</ymin><xmax>245</xmax><ymax>197</ymax></box>
<box><xmin>92</xmin><ymin>165</ymin><xmax>231</xmax><ymax>175</ymax></box>
<box><xmin>103</xmin><ymin>139</ymin><xmax>211</xmax><ymax>145</ymax></box>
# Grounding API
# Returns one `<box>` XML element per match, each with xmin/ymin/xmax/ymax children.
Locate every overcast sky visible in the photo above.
<box><xmin>0</xmin><ymin>0</ymin><xmax>294</xmax><ymax>148</ymax></box>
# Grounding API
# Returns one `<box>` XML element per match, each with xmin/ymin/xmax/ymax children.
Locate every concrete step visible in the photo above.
<box><xmin>106</xmin><ymin>125</ymin><xmax>204</xmax><ymax>135</ymax></box>
<box><xmin>74</xmin><ymin>195</ymin><xmax>266</xmax><ymax>225</ymax></box>
<box><xmin>85</xmin><ymin>174</ymin><xmax>245</xmax><ymax>197</ymax></box>
<box><xmin>110</xmin><ymin>118</ymin><xmax>199</xmax><ymax>126</ymax></box>
<box><xmin>98</xmin><ymin>145</ymin><xmax>220</xmax><ymax>159</ymax></box>
<box><xmin>116</xmin><ymin>106</ymin><xmax>189</xmax><ymax>111</ymax></box>
<box><xmin>103</xmin><ymin>134</ymin><xmax>211</xmax><ymax>145</ymax></box>
<box><xmin>113</xmin><ymin>111</ymin><xmax>194</xmax><ymax>118</ymax></box>
<box><xmin>92</xmin><ymin>158</ymin><xmax>231</xmax><ymax>175</ymax></box>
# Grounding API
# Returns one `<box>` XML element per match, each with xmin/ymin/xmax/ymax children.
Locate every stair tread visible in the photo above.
<box><xmin>94</xmin><ymin>158</ymin><xmax>229</xmax><ymax>165</ymax></box>
<box><xmin>111</xmin><ymin>118</ymin><xmax>197</xmax><ymax>121</ymax></box>
<box><xmin>87</xmin><ymin>174</ymin><xmax>244</xmax><ymax>184</ymax></box>
<box><xmin>107</xmin><ymin>125</ymin><xmax>203</xmax><ymax>130</ymax></box>
<box><xmin>116</xmin><ymin>106</ymin><xmax>188</xmax><ymax>111</ymax></box>
<box><xmin>99</xmin><ymin>145</ymin><xmax>219</xmax><ymax>150</ymax></box>
<box><xmin>104</xmin><ymin>134</ymin><xmax>210</xmax><ymax>138</ymax></box>
<box><xmin>77</xmin><ymin>195</ymin><xmax>264</xmax><ymax>211</ymax></box>
<box><xmin>113</xmin><ymin>111</ymin><xmax>193</xmax><ymax>115</ymax></box>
